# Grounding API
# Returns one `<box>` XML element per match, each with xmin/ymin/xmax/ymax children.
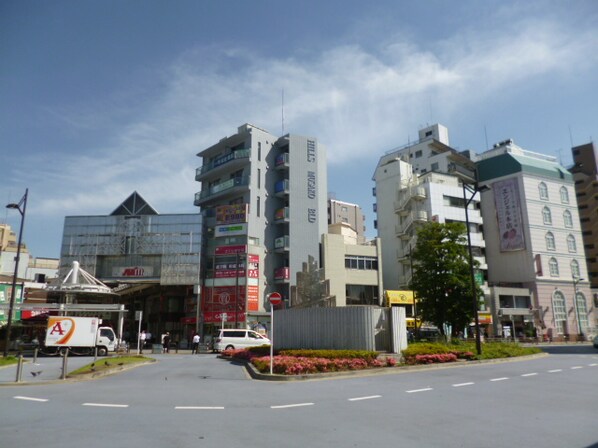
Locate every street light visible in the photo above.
<box><xmin>3</xmin><ymin>188</ymin><xmax>28</xmax><ymax>357</ymax></box>
<box><xmin>462</xmin><ymin>178</ymin><xmax>488</xmax><ymax>357</ymax></box>
<box><xmin>572</xmin><ymin>275</ymin><xmax>584</xmax><ymax>339</ymax></box>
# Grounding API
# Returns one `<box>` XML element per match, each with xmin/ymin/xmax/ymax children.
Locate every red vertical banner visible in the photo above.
<box><xmin>201</xmin><ymin>286</ymin><xmax>247</xmax><ymax>323</ymax></box>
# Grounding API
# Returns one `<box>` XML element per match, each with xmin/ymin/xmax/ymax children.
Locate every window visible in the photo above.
<box><xmin>549</xmin><ymin>257</ymin><xmax>559</xmax><ymax>276</ymax></box>
<box><xmin>571</xmin><ymin>259</ymin><xmax>580</xmax><ymax>278</ymax></box>
<box><xmin>552</xmin><ymin>291</ymin><xmax>567</xmax><ymax>334</ymax></box>
<box><xmin>346</xmin><ymin>284</ymin><xmax>379</xmax><ymax>306</ymax></box>
<box><xmin>560</xmin><ymin>186</ymin><xmax>569</xmax><ymax>204</ymax></box>
<box><xmin>257</xmin><ymin>168</ymin><xmax>261</xmax><ymax>189</ymax></box>
<box><xmin>256</xmin><ymin>196</ymin><xmax>261</xmax><ymax>217</ymax></box>
<box><xmin>575</xmin><ymin>293</ymin><xmax>589</xmax><ymax>334</ymax></box>
<box><xmin>543</xmin><ymin>207</ymin><xmax>552</xmax><ymax>225</ymax></box>
<box><xmin>567</xmin><ymin>234</ymin><xmax>577</xmax><ymax>252</ymax></box>
<box><xmin>258</xmin><ymin>142</ymin><xmax>261</xmax><ymax>161</ymax></box>
<box><xmin>545</xmin><ymin>232</ymin><xmax>556</xmax><ymax>251</ymax></box>
<box><xmin>539</xmin><ymin>182</ymin><xmax>549</xmax><ymax>200</ymax></box>
<box><xmin>431</xmin><ymin>162</ymin><xmax>439</xmax><ymax>171</ymax></box>
<box><xmin>563</xmin><ymin>210</ymin><xmax>573</xmax><ymax>228</ymax></box>
<box><xmin>345</xmin><ymin>255</ymin><xmax>379</xmax><ymax>270</ymax></box>
<box><xmin>425</xmin><ymin>130</ymin><xmax>433</xmax><ymax>137</ymax></box>
<box><xmin>415</xmin><ymin>150</ymin><xmax>422</xmax><ymax>158</ymax></box>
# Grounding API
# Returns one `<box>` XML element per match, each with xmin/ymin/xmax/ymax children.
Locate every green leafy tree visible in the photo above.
<box><xmin>410</xmin><ymin>222</ymin><xmax>482</xmax><ymax>336</ymax></box>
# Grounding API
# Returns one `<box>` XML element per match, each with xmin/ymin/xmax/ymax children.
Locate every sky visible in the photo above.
<box><xmin>1</xmin><ymin>0</ymin><xmax>597</xmax><ymax>260</ymax></box>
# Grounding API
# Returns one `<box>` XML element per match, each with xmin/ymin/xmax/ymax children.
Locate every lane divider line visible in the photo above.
<box><xmin>271</xmin><ymin>403</ymin><xmax>314</xmax><ymax>409</ymax></box>
<box><xmin>406</xmin><ymin>388</ymin><xmax>433</xmax><ymax>393</ymax></box>
<box><xmin>452</xmin><ymin>382</ymin><xmax>474</xmax><ymax>387</ymax></box>
<box><xmin>14</xmin><ymin>396</ymin><xmax>48</xmax><ymax>402</ymax></box>
<box><xmin>175</xmin><ymin>406</ymin><xmax>224</xmax><ymax>410</ymax></box>
<box><xmin>490</xmin><ymin>377</ymin><xmax>509</xmax><ymax>382</ymax></box>
<box><xmin>348</xmin><ymin>395</ymin><xmax>382</xmax><ymax>401</ymax></box>
<box><xmin>82</xmin><ymin>403</ymin><xmax>129</xmax><ymax>408</ymax></box>
<box><xmin>521</xmin><ymin>373</ymin><xmax>538</xmax><ymax>377</ymax></box>
<box><xmin>548</xmin><ymin>369</ymin><xmax>562</xmax><ymax>373</ymax></box>
<box><xmin>589</xmin><ymin>363</ymin><xmax>597</xmax><ymax>367</ymax></box>
<box><xmin>570</xmin><ymin>366</ymin><xmax>583</xmax><ymax>370</ymax></box>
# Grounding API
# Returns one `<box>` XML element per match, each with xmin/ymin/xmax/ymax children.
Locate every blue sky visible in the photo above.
<box><xmin>2</xmin><ymin>0</ymin><xmax>597</xmax><ymax>259</ymax></box>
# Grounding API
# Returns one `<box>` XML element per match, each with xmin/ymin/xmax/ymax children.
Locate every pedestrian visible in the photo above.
<box><xmin>163</xmin><ymin>332</ymin><xmax>171</xmax><ymax>354</ymax></box>
<box><xmin>191</xmin><ymin>333</ymin><xmax>200</xmax><ymax>354</ymax></box>
<box><xmin>139</xmin><ymin>330</ymin><xmax>147</xmax><ymax>354</ymax></box>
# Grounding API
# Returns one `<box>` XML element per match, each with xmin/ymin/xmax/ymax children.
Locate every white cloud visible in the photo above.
<box><xmin>11</xmin><ymin>13</ymin><xmax>598</xmax><ymax>223</ymax></box>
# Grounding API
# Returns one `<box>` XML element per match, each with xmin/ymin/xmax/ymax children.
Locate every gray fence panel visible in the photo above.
<box><xmin>274</xmin><ymin>306</ymin><xmax>390</xmax><ymax>351</ymax></box>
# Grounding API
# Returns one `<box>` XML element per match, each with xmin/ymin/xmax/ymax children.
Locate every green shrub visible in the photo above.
<box><xmin>477</xmin><ymin>342</ymin><xmax>541</xmax><ymax>360</ymax></box>
<box><xmin>402</xmin><ymin>343</ymin><xmax>453</xmax><ymax>358</ymax></box>
<box><xmin>278</xmin><ymin>349</ymin><xmax>378</xmax><ymax>362</ymax></box>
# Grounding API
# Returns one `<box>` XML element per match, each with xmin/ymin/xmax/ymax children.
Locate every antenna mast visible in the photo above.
<box><xmin>281</xmin><ymin>89</ymin><xmax>285</xmax><ymax>135</ymax></box>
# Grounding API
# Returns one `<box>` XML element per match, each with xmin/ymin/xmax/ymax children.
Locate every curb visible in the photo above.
<box><xmin>239</xmin><ymin>352</ymin><xmax>549</xmax><ymax>381</ymax></box>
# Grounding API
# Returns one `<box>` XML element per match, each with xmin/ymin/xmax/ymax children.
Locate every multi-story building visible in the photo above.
<box><xmin>372</xmin><ymin>124</ymin><xmax>486</xmax><ymax>289</ymax></box>
<box><xmin>477</xmin><ymin>140</ymin><xmax>595</xmax><ymax>340</ymax></box>
<box><xmin>570</xmin><ymin>142</ymin><xmax>598</xmax><ymax>290</ymax></box>
<box><xmin>194</xmin><ymin>124</ymin><xmax>327</xmax><ymax>332</ymax></box>
<box><xmin>328</xmin><ymin>198</ymin><xmax>366</xmax><ymax>243</ymax></box>
<box><xmin>320</xmin><ymin>223</ymin><xmax>383</xmax><ymax>306</ymax></box>
<box><xmin>58</xmin><ymin>191</ymin><xmax>202</xmax><ymax>345</ymax></box>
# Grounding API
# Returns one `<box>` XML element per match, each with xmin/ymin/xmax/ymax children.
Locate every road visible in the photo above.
<box><xmin>1</xmin><ymin>345</ymin><xmax>597</xmax><ymax>448</ymax></box>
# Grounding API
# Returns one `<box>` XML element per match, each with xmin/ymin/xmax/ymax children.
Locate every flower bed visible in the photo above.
<box><xmin>221</xmin><ymin>348</ymin><xmax>396</xmax><ymax>375</ymax></box>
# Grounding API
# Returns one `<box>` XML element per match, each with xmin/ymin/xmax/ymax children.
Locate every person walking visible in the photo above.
<box><xmin>191</xmin><ymin>333</ymin><xmax>200</xmax><ymax>354</ymax></box>
<box><xmin>163</xmin><ymin>332</ymin><xmax>171</xmax><ymax>354</ymax></box>
<box><xmin>139</xmin><ymin>330</ymin><xmax>147</xmax><ymax>354</ymax></box>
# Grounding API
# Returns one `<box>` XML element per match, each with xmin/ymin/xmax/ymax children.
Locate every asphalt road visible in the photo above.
<box><xmin>1</xmin><ymin>345</ymin><xmax>597</xmax><ymax>448</ymax></box>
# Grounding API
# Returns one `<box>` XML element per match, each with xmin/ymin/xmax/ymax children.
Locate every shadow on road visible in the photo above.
<box><xmin>539</xmin><ymin>344</ymin><xmax>597</xmax><ymax>355</ymax></box>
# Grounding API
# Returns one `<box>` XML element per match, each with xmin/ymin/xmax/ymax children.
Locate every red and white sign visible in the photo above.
<box><xmin>215</xmin><ymin>245</ymin><xmax>247</xmax><ymax>255</ymax></box>
<box><xmin>269</xmin><ymin>292</ymin><xmax>282</xmax><ymax>306</ymax></box>
<box><xmin>112</xmin><ymin>266</ymin><xmax>153</xmax><ymax>277</ymax></box>
<box><xmin>203</xmin><ymin>311</ymin><xmax>246</xmax><ymax>323</ymax></box>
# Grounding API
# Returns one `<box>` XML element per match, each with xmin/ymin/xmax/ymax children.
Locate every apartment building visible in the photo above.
<box><xmin>194</xmin><ymin>124</ymin><xmax>327</xmax><ymax>331</ymax></box>
<box><xmin>328</xmin><ymin>198</ymin><xmax>366</xmax><ymax>243</ymax></box>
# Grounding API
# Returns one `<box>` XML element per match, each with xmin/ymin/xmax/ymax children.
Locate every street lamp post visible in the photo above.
<box><xmin>462</xmin><ymin>180</ymin><xmax>485</xmax><ymax>356</ymax></box>
<box><xmin>3</xmin><ymin>188</ymin><xmax>28</xmax><ymax>357</ymax></box>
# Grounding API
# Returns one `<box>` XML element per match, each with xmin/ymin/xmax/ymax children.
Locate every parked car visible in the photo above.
<box><xmin>213</xmin><ymin>329</ymin><xmax>270</xmax><ymax>352</ymax></box>
<box><xmin>593</xmin><ymin>335</ymin><xmax>598</xmax><ymax>349</ymax></box>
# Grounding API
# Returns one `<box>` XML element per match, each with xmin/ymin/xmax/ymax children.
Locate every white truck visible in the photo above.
<box><xmin>44</xmin><ymin>316</ymin><xmax>118</xmax><ymax>356</ymax></box>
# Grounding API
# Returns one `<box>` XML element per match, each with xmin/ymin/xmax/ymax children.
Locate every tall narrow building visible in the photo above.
<box><xmin>194</xmin><ymin>124</ymin><xmax>327</xmax><ymax>332</ymax></box>
<box><xmin>570</xmin><ymin>142</ymin><xmax>598</xmax><ymax>290</ymax></box>
<box><xmin>327</xmin><ymin>198</ymin><xmax>366</xmax><ymax>243</ymax></box>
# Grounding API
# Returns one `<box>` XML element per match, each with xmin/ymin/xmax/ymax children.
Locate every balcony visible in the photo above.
<box><xmin>394</xmin><ymin>186</ymin><xmax>427</xmax><ymax>214</ymax></box>
<box><xmin>397</xmin><ymin>249</ymin><xmax>410</xmax><ymax>265</ymax></box>
<box><xmin>396</xmin><ymin>210</ymin><xmax>428</xmax><ymax>236</ymax></box>
<box><xmin>194</xmin><ymin>176</ymin><xmax>250</xmax><ymax>206</ymax></box>
<box><xmin>195</xmin><ymin>149</ymin><xmax>250</xmax><ymax>181</ymax></box>
<box><xmin>274</xmin><ymin>179</ymin><xmax>290</xmax><ymax>197</ymax></box>
<box><xmin>274</xmin><ymin>266</ymin><xmax>290</xmax><ymax>283</ymax></box>
<box><xmin>274</xmin><ymin>207</ymin><xmax>290</xmax><ymax>223</ymax></box>
<box><xmin>275</xmin><ymin>153</ymin><xmax>289</xmax><ymax>170</ymax></box>
<box><xmin>274</xmin><ymin>235</ymin><xmax>290</xmax><ymax>253</ymax></box>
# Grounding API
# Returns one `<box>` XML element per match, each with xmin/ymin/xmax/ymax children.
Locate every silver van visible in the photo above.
<box><xmin>213</xmin><ymin>329</ymin><xmax>270</xmax><ymax>352</ymax></box>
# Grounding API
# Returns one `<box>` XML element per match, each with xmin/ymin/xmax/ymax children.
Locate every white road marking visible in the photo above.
<box><xmin>406</xmin><ymin>388</ymin><xmax>433</xmax><ymax>393</ymax></box>
<box><xmin>452</xmin><ymin>382</ymin><xmax>474</xmax><ymax>387</ymax></box>
<box><xmin>490</xmin><ymin>377</ymin><xmax>509</xmax><ymax>382</ymax></box>
<box><xmin>82</xmin><ymin>403</ymin><xmax>129</xmax><ymax>408</ymax></box>
<box><xmin>348</xmin><ymin>395</ymin><xmax>381</xmax><ymax>401</ymax></box>
<box><xmin>571</xmin><ymin>366</ymin><xmax>583</xmax><ymax>370</ymax></box>
<box><xmin>548</xmin><ymin>369</ymin><xmax>562</xmax><ymax>373</ymax></box>
<box><xmin>175</xmin><ymin>406</ymin><xmax>224</xmax><ymax>410</ymax></box>
<box><xmin>271</xmin><ymin>403</ymin><xmax>314</xmax><ymax>409</ymax></box>
<box><xmin>521</xmin><ymin>373</ymin><xmax>538</xmax><ymax>377</ymax></box>
<box><xmin>14</xmin><ymin>396</ymin><xmax>48</xmax><ymax>402</ymax></box>
<box><xmin>589</xmin><ymin>363</ymin><xmax>597</xmax><ymax>367</ymax></box>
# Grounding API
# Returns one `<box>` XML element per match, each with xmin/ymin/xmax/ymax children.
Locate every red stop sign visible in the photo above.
<box><xmin>269</xmin><ymin>292</ymin><xmax>282</xmax><ymax>305</ymax></box>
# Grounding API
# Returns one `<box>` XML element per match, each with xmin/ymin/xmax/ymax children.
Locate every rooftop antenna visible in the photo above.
<box><xmin>281</xmin><ymin>88</ymin><xmax>285</xmax><ymax>136</ymax></box>
<box><xmin>568</xmin><ymin>125</ymin><xmax>574</xmax><ymax>148</ymax></box>
<box><xmin>484</xmin><ymin>125</ymin><xmax>489</xmax><ymax>150</ymax></box>
<box><xmin>557</xmin><ymin>148</ymin><xmax>564</xmax><ymax>165</ymax></box>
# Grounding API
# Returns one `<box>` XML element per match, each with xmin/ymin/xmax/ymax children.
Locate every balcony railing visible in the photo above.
<box><xmin>274</xmin><ymin>207</ymin><xmax>290</xmax><ymax>222</ymax></box>
<box><xmin>396</xmin><ymin>210</ymin><xmax>428</xmax><ymax>235</ymax></box>
<box><xmin>274</xmin><ymin>235</ymin><xmax>290</xmax><ymax>252</ymax></box>
<box><xmin>194</xmin><ymin>176</ymin><xmax>250</xmax><ymax>205</ymax></box>
<box><xmin>394</xmin><ymin>186</ymin><xmax>427</xmax><ymax>213</ymax></box>
<box><xmin>274</xmin><ymin>179</ymin><xmax>290</xmax><ymax>196</ymax></box>
<box><xmin>275</xmin><ymin>153</ymin><xmax>289</xmax><ymax>169</ymax></box>
<box><xmin>274</xmin><ymin>266</ymin><xmax>290</xmax><ymax>281</ymax></box>
<box><xmin>195</xmin><ymin>149</ymin><xmax>250</xmax><ymax>179</ymax></box>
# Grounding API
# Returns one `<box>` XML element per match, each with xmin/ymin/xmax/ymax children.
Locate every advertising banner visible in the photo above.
<box><xmin>492</xmin><ymin>178</ymin><xmax>525</xmax><ymax>252</ymax></box>
<box><xmin>216</xmin><ymin>204</ymin><xmax>248</xmax><ymax>225</ymax></box>
<box><xmin>215</xmin><ymin>245</ymin><xmax>246</xmax><ymax>255</ymax></box>
<box><xmin>201</xmin><ymin>286</ymin><xmax>248</xmax><ymax>323</ymax></box>
<box><xmin>215</xmin><ymin>223</ymin><xmax>247</xmax><ymax>238</ymax></box>
<box><xmin>247</xmin><ymin>285</ymin><xmax>259</xmax><ymax>311</ymax></box>
<box><xmin>112</xmin><ymin>266</ymin><xmax>154</xmax><ymax>277</ymax></box>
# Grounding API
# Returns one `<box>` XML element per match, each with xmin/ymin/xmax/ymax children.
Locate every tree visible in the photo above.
<box><xmin>410</xmin><ymin>222</ymin><xmax>482</xmax><ymax>336</ymax></box>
